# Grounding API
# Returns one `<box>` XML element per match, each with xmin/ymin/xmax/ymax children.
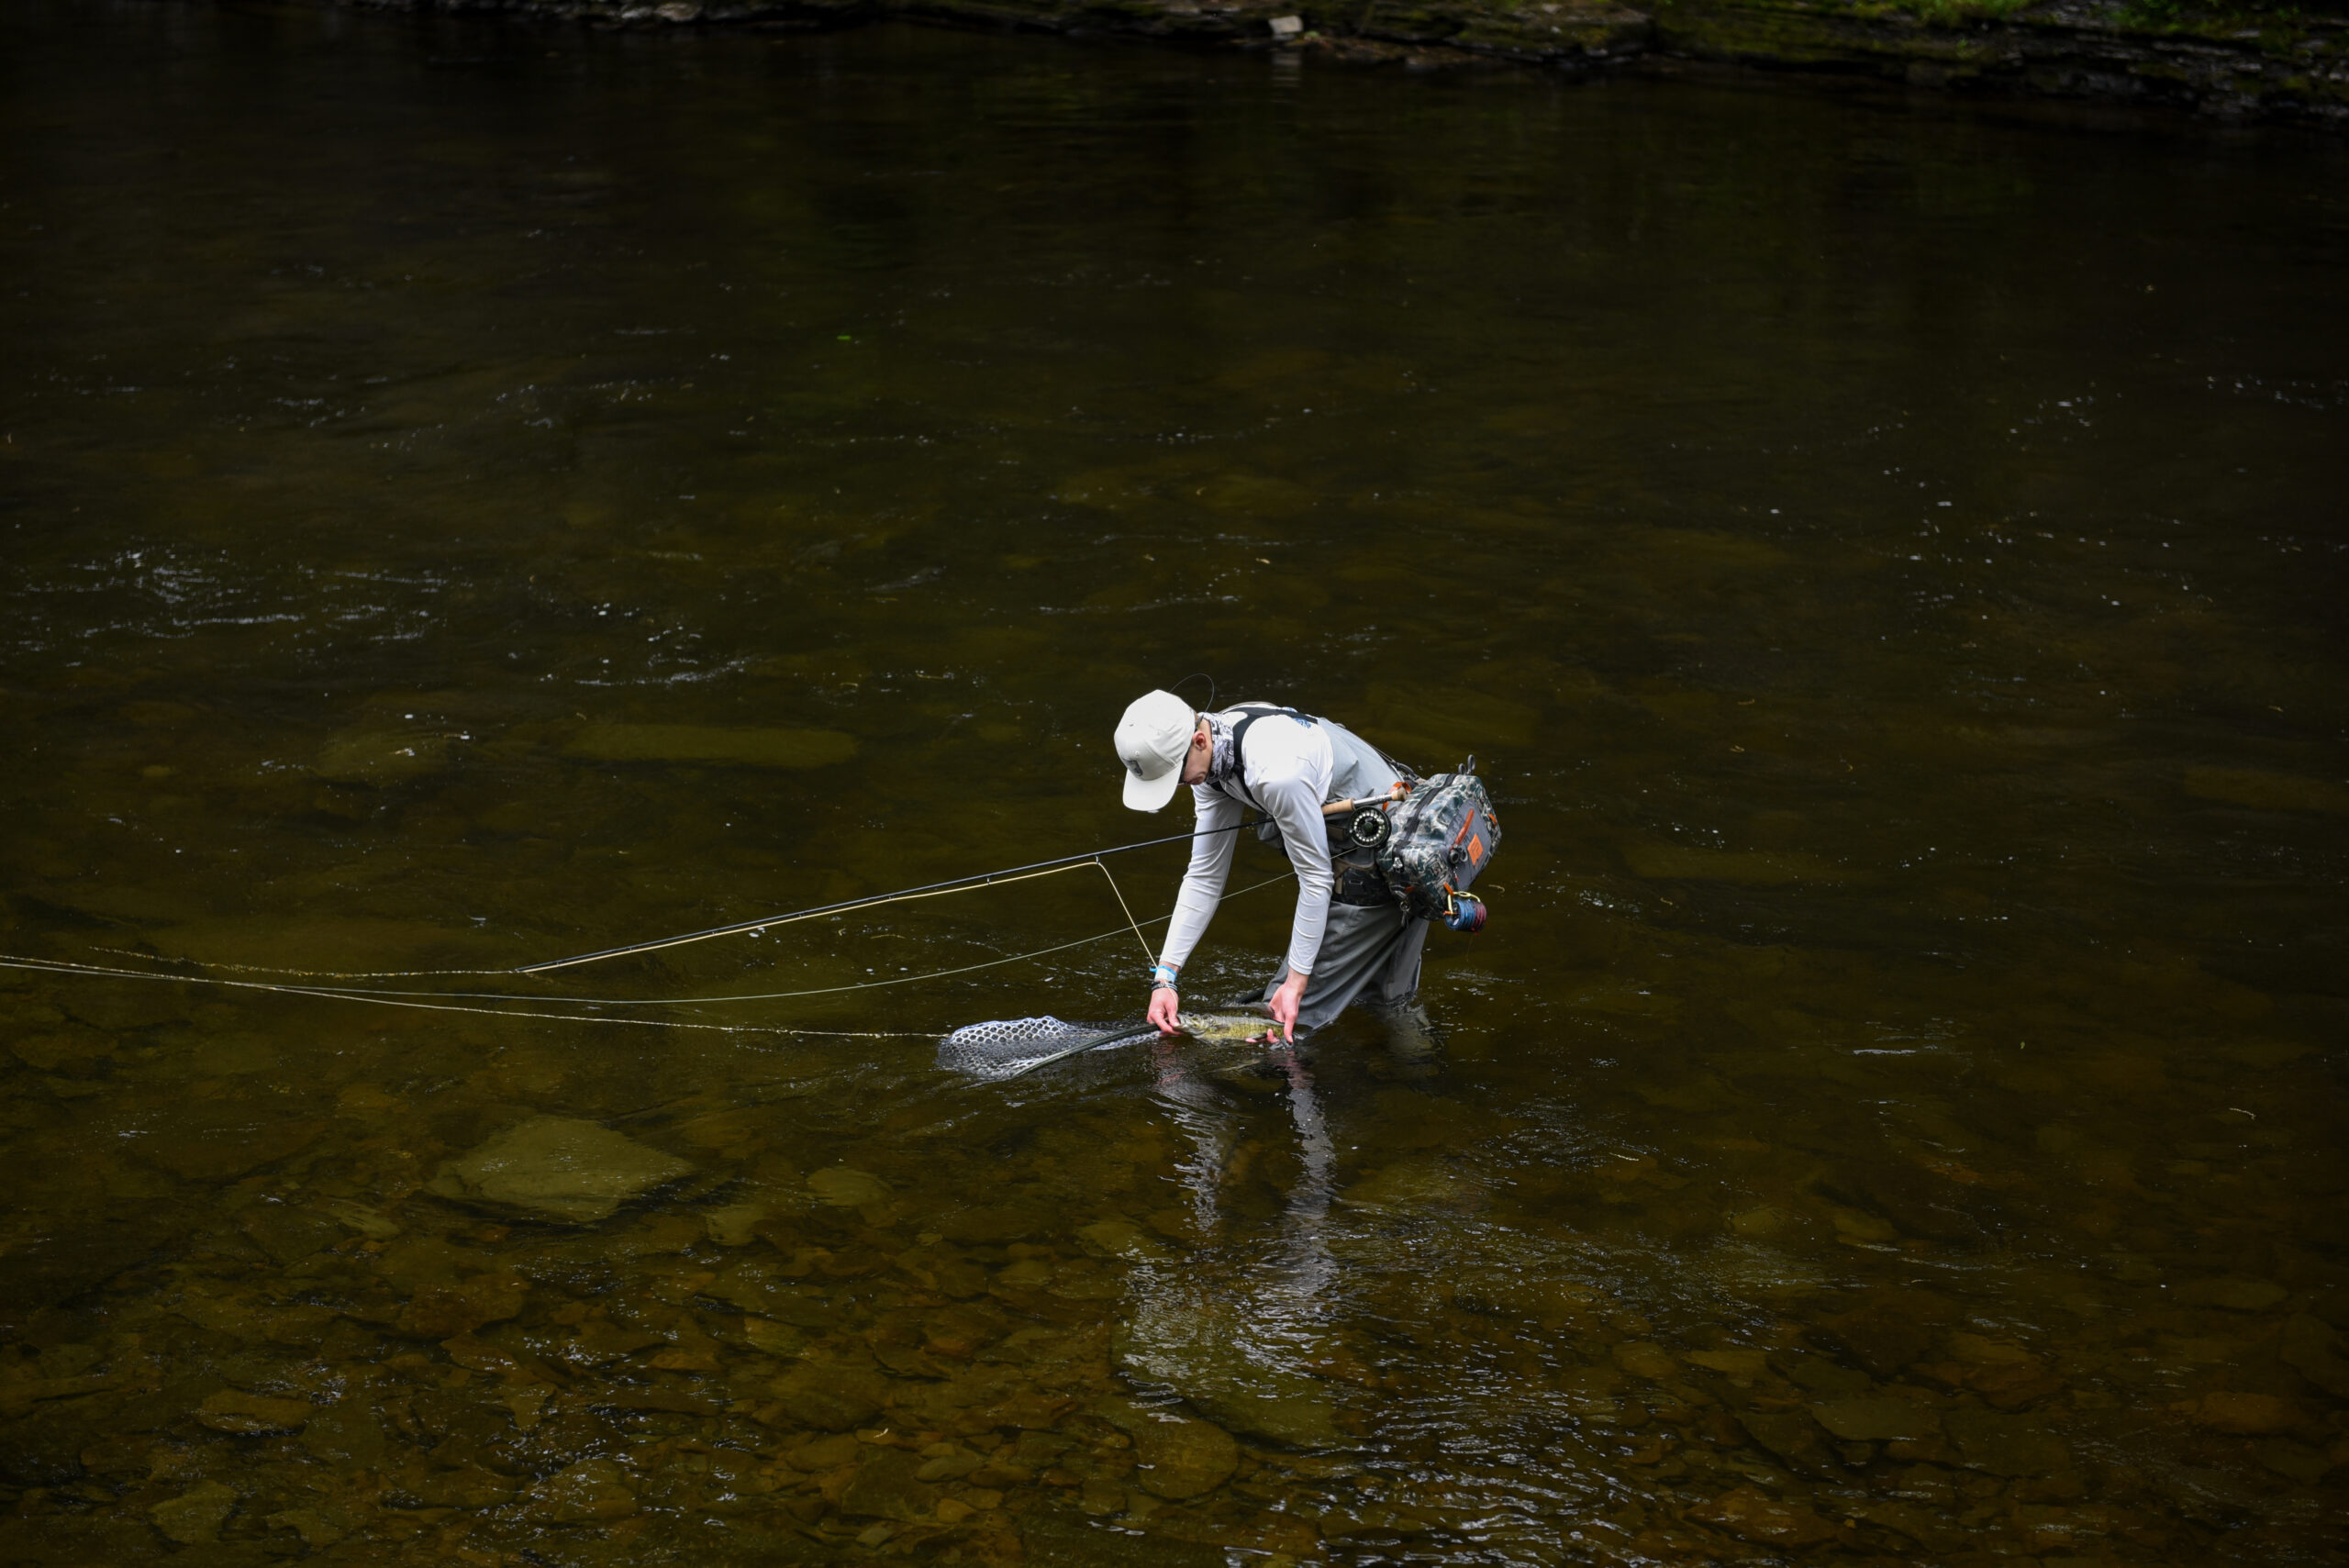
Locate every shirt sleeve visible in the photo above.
<box><xmin>1256</xmin><ymin>767</ymin><xmax>1332</xmax><ymax>977</ymax></box>
<box><xmin>1158</xmin><ymin>785</ymin><xmax>1240</xmax><ymax>973</ymax></box>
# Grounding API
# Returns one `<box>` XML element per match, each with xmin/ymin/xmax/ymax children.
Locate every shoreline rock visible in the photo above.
<box><xmin>331</xmin><ymin>0</ymin><xmax>2348</xmax><ymax>127</ymax></box>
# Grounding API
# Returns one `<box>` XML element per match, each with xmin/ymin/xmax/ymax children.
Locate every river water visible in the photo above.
<box><xmin>2</xmin><ymin>4</ymin><xmax>2346</xmax><ymax>1564</ymax></box>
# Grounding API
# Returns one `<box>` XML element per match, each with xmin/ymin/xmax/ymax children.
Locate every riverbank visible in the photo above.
<box><xmin>337</xmin><ymin>0</ymin><xmax>2349</xmax><ymax>125</ymax></box>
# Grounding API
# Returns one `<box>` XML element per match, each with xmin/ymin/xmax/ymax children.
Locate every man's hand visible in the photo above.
<box><xmin>1268</xmin><ymin>972</ymin><xmax>1308</xmax><ymax>1042</ymax></box>
<box><xmin>1148</xmin><ymin>984</ymin><xmax>1182</xmax><ymax>1035</ymax></box>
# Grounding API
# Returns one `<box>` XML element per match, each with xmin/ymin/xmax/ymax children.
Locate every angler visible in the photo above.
<box><xmin>1113</xmin><ymin>690</ymin><xmax>1499</xmax><ymax>1045</ymax></box>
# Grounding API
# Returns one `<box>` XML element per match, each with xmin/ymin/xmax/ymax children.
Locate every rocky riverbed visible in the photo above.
<box><xmin>3</xmin><ymin>946</ymin><xmax>2345</xmax><ymax>1563</ymax></box>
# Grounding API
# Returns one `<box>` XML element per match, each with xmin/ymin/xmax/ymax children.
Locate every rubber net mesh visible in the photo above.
<box><xmin>935</xmin><ymin>1016</ymin><xmax>1143</xmax><ymax>1081</ymax></box>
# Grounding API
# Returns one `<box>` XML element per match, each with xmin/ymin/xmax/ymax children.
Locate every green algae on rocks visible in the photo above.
<box><xmin>428</xmin><ymin>1117</ymin><xmax>697</xmax><ymax>1223</ymax></box>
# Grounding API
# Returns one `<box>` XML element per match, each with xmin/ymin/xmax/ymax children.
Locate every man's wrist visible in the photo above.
<box><xmin>1149</xmin><ymin>962</ymin><xmax>1180</xmax><ymax>986</ymax></box>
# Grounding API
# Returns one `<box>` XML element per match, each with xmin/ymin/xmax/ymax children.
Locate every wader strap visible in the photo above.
<box><xmin>1222</xmin><ymin>708</ymin><xmax>1394</xmax><ymax>901</ymax></box>
<box><xmin>1229</xmin><ymin>705</ymin><xmax>1315</xmax><ymax>753</ymax></box>
<box><xmin>1224</xmin><ymin>705</ymin><xmax>1316</xmax><ymax>813</ymax></box>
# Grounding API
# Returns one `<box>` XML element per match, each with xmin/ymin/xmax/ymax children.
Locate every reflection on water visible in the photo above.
<box><xmin>2</xmin><ymin>2</ymin><xmax>2346</xmax><ymax>1563</ymax></box>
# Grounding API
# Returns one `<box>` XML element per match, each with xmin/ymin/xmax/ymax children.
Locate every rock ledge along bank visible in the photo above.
<box><xmin>326</xmin><ymin>0</ymin><xmax>2349</xmax><ymax>126</ymax></box>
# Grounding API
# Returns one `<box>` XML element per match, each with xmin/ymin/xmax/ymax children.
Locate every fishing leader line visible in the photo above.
<box><xmin>517</xmin><ymin>823</ymin><xmax>1251</xmax><ymax>974</ymax></box>
<box><xmin>9</xmin><ymin>870</ymin><xmax>1295</xmax><ymax>1022</ymax></box>
<box><xmin>86</xmin><ymin>821</ymin><xmax>1255</xmax><ymax>984</ymax></box>
<box><xmin>520</xmin><ymin>867</ymin><xmax>1286</xmax><ymax>1010</ymax></box>
<box><xmin>0</xmin><ymin>953</ymin><xmax>911</xmax><ymax>1039</ymax></box>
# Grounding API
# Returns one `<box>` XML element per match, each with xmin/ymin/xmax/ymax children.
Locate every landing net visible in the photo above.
<box><xmin>936</xmin><ymin>1016</ymin><xmax>1151</xmax><ymax>1082</ymax></box>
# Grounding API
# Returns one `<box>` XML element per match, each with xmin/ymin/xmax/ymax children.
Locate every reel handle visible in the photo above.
<box><xmin>1442</xmin><ymin>890</ymin><xmax>1487</xmax><ymax>933</ymax></box>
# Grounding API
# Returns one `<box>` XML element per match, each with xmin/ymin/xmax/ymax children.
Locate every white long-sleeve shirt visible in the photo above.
<box><xmin>1160</xmin><ymin>711</ymin><xmax>1334</xmax><ymax>979</ymax></box>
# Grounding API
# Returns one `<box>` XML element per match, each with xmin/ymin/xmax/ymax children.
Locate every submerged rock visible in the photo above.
<box><xmin>1022</xmin><ymin>1510</ymin><xmax>1227</xmax><ymax>1568</ymax></box>
<box><xmin>403</xmin><ymin>1465</ymin><xmax>520</xmax><ymax>1508</ymax></box>
<box><xmin>769</xmin><ymin>1363</ymin><xmax>888</xmax><ymax>1430</ymax></box>
<box><xmin>1819</xmin><ymin>1287</ymin><xmax>1953</xmax><ymax>1377</ymax></box>
<box><xmin>1841</xmin><ymin>1497</ymin><xmax>1966</xmax><ymax>1555</ymax></box>
<box><xmin>1074</xmin><ymin>1219</ymin><xmax>1167</xmax><ymax>1262</ymax></box>
<box><xmin>1943</xmin><ymin>1409</ymin><xmax>2069</xmax><ymax>1476</ymax></box>
<box><xmin>840</xmin><ymin>1449</ymin><xmax>937</xmax><ymax>1520</ymax></box>
<box><xmin>2258</xmin><ymin>1439</ymin><xmax>2335</xmax><ymax>1484</ymax></box>
<box><xmin>316</xmin><ymin>725</ymin><xmax>451</xmax><ymax>784</ymax></box>
<box><xmin>1683</xmin><ymin>1348</ymin><xmax>1770</xmax><ymax>1380</ymax></box>
<box><xmin>2183</xmin><ymin>1276</ymin><xmax>2289</xmax><ymax>1312</ymax></box>
<box><xmin>1688</xmin><ymin>1485</ymin><xmax>1838</xmax><ymax>1548</ymax></box>
<box><xmin>2193</xmin><ymin>1392</ymin><xmax>2298</xmax><ymax>1435</ymax></box>
<box><xmin>1342</xmin><ymin>1157</ymin><xmax>1472</xmax><ymax>1212</ymax></box>
<box><xmin>238</xmin><ymin>1202</ymin><xmax>343</xmax><ymax>1265</ymax></box>
<box><xmin>519</xmin><ymin>1458</ymin><xmax>638</xmax><ymax>1523</ymax></box>
<box><xmin>1823</xmin><ymin>1162</ymin><xmax>1986</xmax><ymax>1244</ymax></box>
<box><xmin>298</xmin><ymin>1398</ymin><xmax>388</xmax><ymax>1466</ymax></box>
<box><xmin>1097</xmin><ymin>1400</ymin><xmax>1239</xmax><ymax>1499</ymax></box>
<box><xmin>1614</xmin><ymin>1341</ymin><xmax>1679</xmax><ymax>1381</ymax></box>
<box><xmin>325</xmin><ymin>1199</ymin><xmax>402</xmax><ymax>1240</ymax></box>
<box><xmin>11</xmin><ymin>1025</ymin><xmax>113</xmax><ymax>1074</ymax></box>
<box><xmin>427</xmin><ymin>1116</ymin><xmax>694</xmax><ymax>1222</ymax></box>
<box><xmin>2280</xmin><ymin>1313</ymin><xmax>2349</xmax><ymax>1399</ymax></box>
<box><xmin>788</xmin><ymin>1432</ymin><xmax>863</xmax><ymax>1472</ymax></box>
<box><xmin>893</xmin><ymin>1242</ymin><xmax>991</xmax><ymax>1299</ymax></box>
<box><xmin>0</xmin><ymin>1210</ymin><xmax>183</xmax><ymax>1330</ymax></box>
<box><xmin>150</xmin><ymin>1481</ymin><xmax>238</xmax><ymax>1545</ymax></box>
<box><xmin>741</xmin><ymin>1318</ymin><xmax>807</xmax><ymax>1358</ymax></box>
<box><xmin>133</xmin><ymin>1102</ymin><xmax>327</xmax><ymax>1183</ymax></box>
<box><xmin>703</xmin><ymin>1201</ymin><xmax>770</xmax><ymax>1245</ymax></box>
<box><xmin>195</xmin><ymin>1390</ymin><xmax>312</xmax><ymax>1434</ymax></box>
<box><xmin>264</xmin><ymin>1507</ymin><xmax>350</xmax><ymax>1549</ymax></box>
<box><xmin>807</xmin><ymin>1167</ymin><xmax>890</xmax><ymax>1208</ymax></box>
<box><xmin>1113</xmin><ymin>1300</ymin><xmax>1339</xmax><ymax>1448</ymax></box>
<box><xmin>1450</xmin><ymin>1263</ymin><xmax>1597</xmax><ymax>1322</ymax></box>
<box><xmin>939</xmin><ymin>1199</ymin><xmax>1052</xmax><ymax>1243</ymax></box>
<box><xmin>1772</xmin><ymin>1349</ymin><xmax>1872</xmax><ymax>1398</ymax></box>
<box><xmin>1810</xmin><ymin>1397</ymin><xmax>1941</xmax><ymax>1443</ymax></box>
<box><xmin>397</xmin><ymin>1273</ymin><xmax>530</xmax><ymax>1336</ymax></box>
<box><xmin>1734</xmin><ymin>1409</ymin><xmax>1844</xmax><ymax>1479</ymax></box>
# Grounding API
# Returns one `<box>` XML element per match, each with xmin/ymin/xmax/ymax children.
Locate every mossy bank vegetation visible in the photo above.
<box><xmin>331</xmin><ymin>0</ymin><xmax>2348</xmax><ymax>123</ymax></box>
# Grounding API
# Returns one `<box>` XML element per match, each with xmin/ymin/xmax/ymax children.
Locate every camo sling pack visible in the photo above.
<box><xmin>1376</xmin><ymin>768</ymin><xmax>1501</xmax><ymax>924</ymax></box>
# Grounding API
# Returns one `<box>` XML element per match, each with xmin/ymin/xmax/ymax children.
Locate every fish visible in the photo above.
<box><xmin>1174</xmin><ymin>1011</ymin><xmax>1282</xmax><ymax>1046</ymax></box>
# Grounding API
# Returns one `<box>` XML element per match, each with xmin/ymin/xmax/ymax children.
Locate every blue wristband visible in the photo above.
<box><xmin>1149</xmin><ymin>963</ymin><xmax>1179</xmax><ymax>986</ymax></box>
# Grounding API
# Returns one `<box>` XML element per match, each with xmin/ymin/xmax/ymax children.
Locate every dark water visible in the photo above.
<box><xmin>3</xmin><ymin>3</ymin><xmax>2347</xmax><ymax>1562</ymax></box>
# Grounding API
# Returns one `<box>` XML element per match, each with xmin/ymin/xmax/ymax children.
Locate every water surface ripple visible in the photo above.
<box><xmin>1</xmin><ymin>5</ymin><xmax>2345</xmax><ymax>1564</ymax></box>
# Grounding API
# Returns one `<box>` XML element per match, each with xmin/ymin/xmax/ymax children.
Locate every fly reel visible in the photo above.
<box><xmin>1344</xmin><ymin>806</ymin><xmax>1391</xmax><ymax>850</ymax></box>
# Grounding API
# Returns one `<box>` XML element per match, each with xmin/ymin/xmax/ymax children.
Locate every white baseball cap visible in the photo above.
<box><xmin>1113</xmin><ymin>689</ymin><xmax>1197</xmax><ymax>812</ymax></box>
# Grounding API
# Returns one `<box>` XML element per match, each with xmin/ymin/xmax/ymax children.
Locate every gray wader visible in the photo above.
<box><xmin>1232</xmin><ymin>712</ymin><xmax>1431</xmax><ymax>1038</ymax></box>
<box><xmin>1256</xmin><ymin>901</ymin><xmax>1429</xmax><ymax>1035</ymax></box>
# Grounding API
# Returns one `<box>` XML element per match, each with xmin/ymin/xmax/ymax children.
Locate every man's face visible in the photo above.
<box><xmin>1177</xmin><ymin>723</ymin><xmax>1213</xmax><ymax>786</ymax></box>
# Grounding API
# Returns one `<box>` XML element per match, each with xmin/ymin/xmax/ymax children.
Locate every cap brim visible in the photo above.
<box><xmin>1121</xmin><ymin>764</ymin><xmax>1186</xmax><ymax>812</ymax></box>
